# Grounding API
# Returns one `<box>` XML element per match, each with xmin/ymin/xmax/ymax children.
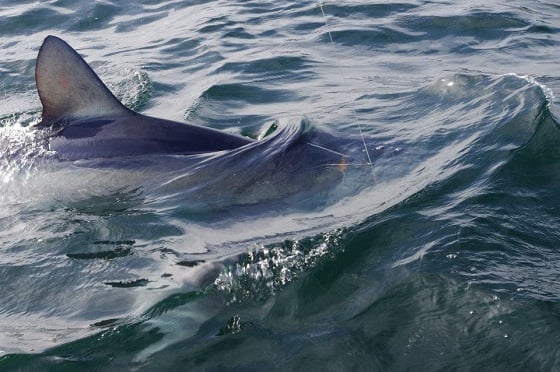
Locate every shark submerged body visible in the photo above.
<box><xmin>29</xmin><ymin>36</ymin><xmax>356</xmax><ymax>209</ymax></box>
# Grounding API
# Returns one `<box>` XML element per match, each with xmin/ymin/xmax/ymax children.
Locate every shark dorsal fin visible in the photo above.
<box><xmin>35</xmin><ymin>35</ymin><xmax>130</xmax><ymax>126</ymax></box>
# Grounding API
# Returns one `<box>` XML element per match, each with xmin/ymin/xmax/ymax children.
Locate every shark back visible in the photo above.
<box><xmin>35</xmin><ymin>35</ymin><xmax>130</xmax><ymax>126</ymax></box>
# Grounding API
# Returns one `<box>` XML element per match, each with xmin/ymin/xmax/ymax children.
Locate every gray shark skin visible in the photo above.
<box><xmin>35</xmin><ymin>35</ymin><xmax>253</xmax><ymax>160</ymax></box>
<box><xmin>32</xmin><ymin>36</ymin><xmax>357</xmax><ymax>211</ymax></box>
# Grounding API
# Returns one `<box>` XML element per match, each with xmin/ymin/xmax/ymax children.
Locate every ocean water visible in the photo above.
<box><xmin>1</xmin><ymin>0</ymin><xmax>560</xmax><ymax>370</ymax></box>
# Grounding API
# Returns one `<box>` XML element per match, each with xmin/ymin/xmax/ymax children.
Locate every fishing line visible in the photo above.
<box><xmin>318</xmin><ymin>1</ymin><xmax>374</xmax><ymax>174</ymax></box>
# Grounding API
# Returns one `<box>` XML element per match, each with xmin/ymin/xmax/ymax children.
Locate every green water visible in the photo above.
<box><xmin>1</xmin><ymin>1</ymin><xmax>560</xmax><ymax>370</ymax></box>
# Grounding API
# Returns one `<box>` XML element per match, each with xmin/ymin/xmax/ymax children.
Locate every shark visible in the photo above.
<box><xmin>30</xmin><ymin>36</ymin><xmax>353</xmax><ymax>209</ymax></box>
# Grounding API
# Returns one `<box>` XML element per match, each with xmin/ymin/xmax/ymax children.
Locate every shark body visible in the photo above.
<box><xmin>30</xmin><ymin>36</ymin><xmax>350</xmax><ymax>208</ymax></box>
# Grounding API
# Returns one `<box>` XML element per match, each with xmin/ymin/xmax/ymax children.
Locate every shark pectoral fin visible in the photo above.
<box><xmin>35</xmin><ymin>35</ymin><xmax>130</xmax><ymax>126</ymax></box>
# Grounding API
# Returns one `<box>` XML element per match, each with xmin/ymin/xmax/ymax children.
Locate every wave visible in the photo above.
<box><xmin>0</xmin><ymin>39</ymin><xmax>556</xmax><ymax>360</ymax></box>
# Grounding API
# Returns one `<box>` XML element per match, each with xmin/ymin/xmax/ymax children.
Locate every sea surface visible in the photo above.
<box><xmin>1</xmin><ymin>0</ymin><xmax>560</xmax><ymax>370</ymax></box>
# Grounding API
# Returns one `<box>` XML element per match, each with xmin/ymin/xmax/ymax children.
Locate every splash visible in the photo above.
<box><xmin>0</xmin><ymin>121</ymin><xmax>54</xmax><ymax>186</ymax></box>
<box><xmin>214</xmin><ymin>229</ymin><xmax>345</xmax><ymax>304</ymax></box>
<box><xmin>111</xmin><ymin>69</ymin><xmax>153</xmax><ymax>111</ymax></box>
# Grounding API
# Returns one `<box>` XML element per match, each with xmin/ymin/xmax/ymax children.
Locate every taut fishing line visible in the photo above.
<box><xmin>318</xmin><ymin>2</ymin><xmax>375</xmax><ymax>175</ymax></box>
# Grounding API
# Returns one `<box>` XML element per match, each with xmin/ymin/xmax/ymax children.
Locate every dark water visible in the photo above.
<box><xmin>1</xmin><ymin>0</ymin><xmax>560</xmax><ymax>370</ymax></box>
